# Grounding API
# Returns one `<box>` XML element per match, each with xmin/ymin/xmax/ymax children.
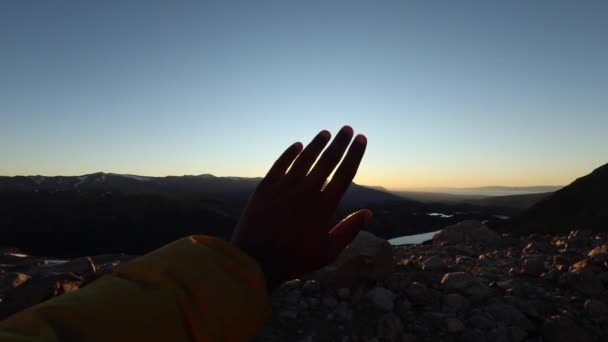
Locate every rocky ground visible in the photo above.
<box><xmin>1</xmin><ymin>221</ymin><xmax>608</xmax><ymax>342</ymax></box>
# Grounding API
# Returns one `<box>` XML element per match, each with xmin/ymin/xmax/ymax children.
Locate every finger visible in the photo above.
<box><xmin>322</xmin><ymin>134</ymin><xmax>367</xmax><ymax>204</ymax></box>
<box><xmin>262</xmin><ymin>142</ymin><xmax>304</xmax><ymax>184</ymax></box>
<box><xmin>306</xmin><ymin>125</ymin><xmax>354</xmax><ymax>189</ymax></box>
<box><xmin>284</xmin><ymin>130</ymin><xmax>331</xmax><ymax>182</ymax></box>
<box><xmin>325</xmin><ymin>209</ymin><xmax>373</xmax><ymax>261</ymax></box>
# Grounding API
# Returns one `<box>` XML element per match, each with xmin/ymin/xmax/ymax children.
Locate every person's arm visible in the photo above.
<box><xmin>0</xmin><ymin>236</ymin><xmax>271</xmax><ymax>342</ymax></box>
<box><xmin>0</xmin><ymin>125</ymin><xmax>370</xmax><ymax>341</ymax></box>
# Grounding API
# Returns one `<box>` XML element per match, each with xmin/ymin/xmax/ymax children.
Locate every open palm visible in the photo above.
<box><xmin>231</xmin><ymin>126</ymin><xmax>371</xmax><ymax>290</ymax></box>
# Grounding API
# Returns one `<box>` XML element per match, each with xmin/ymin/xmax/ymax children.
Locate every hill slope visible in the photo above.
<box><xmin>501</xmin><ymin>162</ymin><xmax>608</xmax><ymax>234</ymax></box>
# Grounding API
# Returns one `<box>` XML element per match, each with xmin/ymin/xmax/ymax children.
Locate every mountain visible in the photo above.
<box><xmin>0</xmin><ymin>173</ymin><xmax>402</xmax><ymax>208</ymax></box>
<box><xmin>500</xmin><ymin>162</ymin><xmax>608</xmax><ymax>234</ymax></box>
<box><xmin>402</xmin><ymin>186</ymin><xmax>562</xmax><ymax>196</ymax></box>
<box><xmin>0</xmin><ymin>173</ymin><xmax>404</xmax><ymax>256</ymax></box>
<box><xmin>391</xmin><ymin>190</ymin><xmax>555</xmax><ymax>217</ymax></box>
<box><xmin>461</xmin><ymin>192</ymin><xmax>554</xmax><ymax>211</ymax></box>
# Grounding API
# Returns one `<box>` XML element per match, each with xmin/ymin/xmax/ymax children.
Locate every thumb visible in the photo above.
<box><xmin>326</xmin><ymin>209</ymin><xmax>373</xmax><ymax>260</ymax></box>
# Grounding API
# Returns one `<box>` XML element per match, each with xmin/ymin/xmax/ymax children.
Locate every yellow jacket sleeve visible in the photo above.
<box><xmin>0</xmin><ymin>235</ymin><xmax>271</xmax><ymax>342</ymax></box>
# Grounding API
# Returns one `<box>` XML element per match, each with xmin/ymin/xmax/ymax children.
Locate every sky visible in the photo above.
<box><xmin>1</xmin><ymin>1</ymin><xmax>606</xmax><ymax>189</ymax></box>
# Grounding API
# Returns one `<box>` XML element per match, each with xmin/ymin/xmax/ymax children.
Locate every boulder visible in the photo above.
<box><xmin>376</xmin><ymin>313</ymin><xmax>403</xmax><ymax>341</ymax></box>
<box><xmin>0</xmin><ymin>273</ymin><xmax>83</xmax><ymax>319</ymax></box>
<box><xmin>433</xmin><ymin>220</ymin><xmax>499</xmax><ymax>246</ymax></box>
<box><xmin>561</xmin><ymin>269</ymin><xmax>605</xmax><ymax>296</ymax></box>
<box><xmin>441</xmin><ymin>272</ymin><xmax>475</xmax><ymax>290</ymax></box>
<box><xmin>521</xmin><ymin>254</ymin><xmax>546</xmax><ymax>276</ymax></box>
<box><xmin>587</xmin><ymin>244</ymin><xmax>608</xmax><ymax>263</ymax></box>
<box><xmin>0</xmin><ymin>273</ymin><xmax>31</xmax><ymax>292</ymax></box>
<box><xmin>367</xmin><ymin>287</ymin><xmax>395</xmax><ymax>311</ymax></box>
<box><xmin>583</xmin><ymin>298</ymin><xmax>608</xmax><ymax>316</ymax></box>
<box><xmin>541</xmin><ymin>315</ymin><xmax>592</xmax><ymax>342</ymax></box>
<box><xmin>306</xmin><ymin>231</ymin><xmax>393</xmax><ymax>286</ymax></box>
<box><xmin>445</xmin><ymin>317</ymin><xmax>465</xmax><ymax>333</ymax></box>
<box><xmin>422</xmin><ymin>255</ymin><xmax>446</xmax><ymax>272</ymax></box>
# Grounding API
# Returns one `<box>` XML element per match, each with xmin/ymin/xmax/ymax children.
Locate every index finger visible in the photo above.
<box><xmin>322</xmin><ymin>134</ymin><xmax>367</xmax><ymax>204</ymax></box>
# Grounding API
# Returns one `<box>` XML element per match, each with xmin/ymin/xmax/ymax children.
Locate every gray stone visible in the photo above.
<box><xmin>441</xmin><ymin>272</ymin><xmax>475</xmax><ymax>290</ymax></box>
<box><xmin>583</xmin><ymin>298</ymin><xmax>608</xmax><ymax>316</ymax></box>
<box><xmin>460</xmin><ymin>329</ymin><xmax>486</xmax><ymax>342</ymax></box>
<box><xmin>422</xmin><ymin>255</ymin><xmax>446</xmax><ymax>272</ymax></box>
<box><xmin>322</xmin><ymin>295</ymin><xmax>338</xmax><ymax>308</ymax></box>
<box><xmin>521</xmin><ymin>254</ymin><xmax>546</xmax><ymax>276</ymax></box>
<box><xmin>337</xmin><ymin>288</ymin><xmax>350</xmax><ymax>299</ymax></box>
<box><xmin>468</xmin><ymin>315</ymin><xmax>496</xmax><ymax>330</ymax></box>
<box><xmin>442</xmin><ymin>293</ymin><xmax>470</xmax><ymax>313</ymax></box>
<box><xmin>376</xmin><ymin>313</ymin><xmax>404</xmax><ymax>341</ymax></box>
<box><xmin>367</xmin><ymin>287</ymin><xmax>395</xmax><ymax>311</ymax></box>
<box><xmin>335</xmin><ymin>302</ymin><xmax>353</xmax><ymax>321</ymax></box>
<box><xmin>433</xmin><ymin>220</ymin><xmax>499</xmax><ymax>246</ymax></box>
<box><xmin>302</xmin><ymin>280</ymin><xmax>321</xmax><ymax>293</ymax></box>
<box><xmin>307</xmin><ymin>231</ymin><xmax>393</xmax><ymax>286</ymax></box>
<box><xmin>445</xmin><ymin>317</ymin><xmax>465</xmax><ymax>333</ymax></box>
<box><xmin>541</xmin><ymin>315</ymin><xmax>592</xmax><ymax>342</ymax></box>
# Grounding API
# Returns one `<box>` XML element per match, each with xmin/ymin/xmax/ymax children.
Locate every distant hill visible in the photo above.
<box><xmin>0</xmin><ymin>173</ymin><xmax>402</xmax><ymax>208</ymax></box>
<box><xmin>0</xmin><ymin>173</ymin><xmax>404</xmax><ymax>256</ymax></box>
<box><xmin>499</xmin><ymin>162</ymin><xmax>608</xmax><ymax>234</ymax></box>
<box><xmin>461</xmin><ymin>192</ymin><xmax>554</xmax><ymax>210</ymax></box>
<box><xmin>399</xmin><ymin>186</ymin><xmax>562</xmax><ymax>197</ymax></box>
<box><xmin>391</xmin><ymin>190</ymin><xmax>555</xmax><ymax>217</ymax></box>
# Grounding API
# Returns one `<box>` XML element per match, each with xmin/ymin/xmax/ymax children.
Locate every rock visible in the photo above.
<box><xmin>521</xmin><ymin>254</ymin><xmax>546</xmax><ymax>275</ymax></box>
<box><xmin>405</xmin><ymin>281</ymin><xmax>428</xmax><ymax>300</ymax></box>
<box><xmin>441</xmin><ymin>272</ymin><xmax>475</xmax><ymax>290</ymax></box>
<box><xmin>400</xmin><ymin>298</ymin><xmax>412</xmax><ymax>312</ymax></box>
<box><xmin>456</xmin><ymin>255</ymin><xmax>476</xmax><ymax>264</ymax></box>
<box><xmin>561</xmin><ymin>269</ymin><xmax>605</xmax><ymax>296</ymax></box>
<box><xmin>376</xmin><ymin>313</ymin><xmax>404</xmax><ymax>341</ymax></box>
<box><xmin>507</xmin><ymin>326</ymin><xmax>527</xmax><ymax>342</ymax></box>
<box><xmin>587</xmin><ymin>244</ymin><xmax>608</xmax><ymax>262</ymax></box>
<box><xmin>0</xmin><ymin>273</ymin><xmax>83</xmax><ymax>320</ymax></box>
<box><xmin>0</xmin><ymin>273</ymin><xmax>31</xmax><ymax>292</ymax></box>
<box><xmin>335</xmin><ymin>302</ymin><xmax>353</xmax><ymax>321</ymax></box>
<box><xmin>281</xmin><ymin>279</ymin><xmax>302</xmax><ymax>289</ymax></box>
<box><xmin>484</xmin><ymin>302</ymin><xmax>531</xmax><ymax>329</ymax></box>
<box><xmin>569</xmin><ymin>258</ymin><xmax>603</xmax><ymax>273</ymax></box>
<box><xmin>433</xmin><ymin>220</ymin><xmax>499</xmax><ymax>246</ymax></box>
<box><xmin>445</xmin><ymin>317</ymin><xmax>465</xmax><ymax>333</ymax></box>
<box><xmin>406</xmin><ymin>282</ymin><xmax>432</xmax><ymax>307</ymax></box>
<box><xmin>468</xmin><ymin>314</ymin><xmax>496</xmax><ymax>330</ymax></box>
<box><xmin>367</xmin><ymin>287</ymin><xmax>395</xmax><ymax>311</ymax></box>
<box><xmin>541</xmin><ymin>315</ymin><xmax>592</xmax><ymax>342</ymax></box>
<box><xmin>278</xmin><ymin>309</ymin><xmax>298</xmax><ymax>320</ymax></box>
<box><xmin>486</xmin><ymin>327</ymin><xmax>509</xmax><ymax>342</ymax></box>
<box><xmin>302</xmin><ymin>280</ymin><xmax>321</xmax><ymax>293</ymax></box>
<box><xmin>337</xmin><ymin>288</ymin><xmax>350</xmax><ymax>299</ymax></box>
<box><xmin>285</xmin><ymin>289</ymin><xmax>302</xmax><ymax>304</ymax></box>
<box><xmin>39</xmin><ymin>257</ymin><xmax>96</xmax><ymax>277</ymax></box>
<box><xmin>523</xmin><ymin>240</ymin><xmax>551</xmax><ymax>254</ymax></box>
<box><xmin>442</xmin><ymin>293</ymin><xmax>470</xmax><ymax>313</ymax></box>
<box><xmin>401</xmin><ymin>333</ymin><xmax>417</xmax><ymax>342</ymax></box>
<box><xmin>460</xmin><ymin>328</ymin><xmax>486</xmax><ymax>342</ymax></box>
<box><xmin>422</xmin><ymin>255</ymin><xmax>446</xmax><ymax>272</ymax></box>
<box><xmin>583</xmin><ymin>298</ymin><xmax>608</xmax><ymax>316</ymax></box>
<box><xmin>322</xmin><ymin>295</ymin><xmax>338</xmax><ymax>308</ymax></box>
<box><xmin>464</xmin><ymin>281</ymin><xmax>491</xmax><ymax>299</ymax></box>
<box><xmin>307</xmin><ymin>231</ymin><xmax>393</xmax><ymax>286</ymax></box>
<box><xmin>307</xmin><ymin>297</ymin><xmax>320</xmax><ymax>307</ymax></box>
<box><xmin>552</xmin><ymin>255</ymin><xmax>568</xmax><ymax>267</ymax></box>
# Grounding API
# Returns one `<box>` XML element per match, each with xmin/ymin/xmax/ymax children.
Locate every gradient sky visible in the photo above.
<box><xmin>1</xmin><ymin>1</ymin><xmax>606</xmax><ymax>189</ymax></box>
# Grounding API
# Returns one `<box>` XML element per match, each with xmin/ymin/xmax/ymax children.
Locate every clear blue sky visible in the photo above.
<box><xmin>1</xmin><ymin>1</ymin><xmax>606</xmax><ymax>189</ymax></box>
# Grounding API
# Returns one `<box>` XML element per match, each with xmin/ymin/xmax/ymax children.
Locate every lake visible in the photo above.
<box><xmin>388</xmin><ymin>230</ymin><xmax>440</xmax><ymax>245</ymax></box>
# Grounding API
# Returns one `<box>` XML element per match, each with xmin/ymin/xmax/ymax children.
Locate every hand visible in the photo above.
<box><xmin>231</xmin><ymin>125</ymin><xmax>372</xmax><ymax>291</ymax></box>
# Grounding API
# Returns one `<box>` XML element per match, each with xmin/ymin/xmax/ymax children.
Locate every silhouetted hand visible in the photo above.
<box><xmin>231</xmin><ymin>126</ymin><xmax>372</xmax><ymax>291</ymax></box>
